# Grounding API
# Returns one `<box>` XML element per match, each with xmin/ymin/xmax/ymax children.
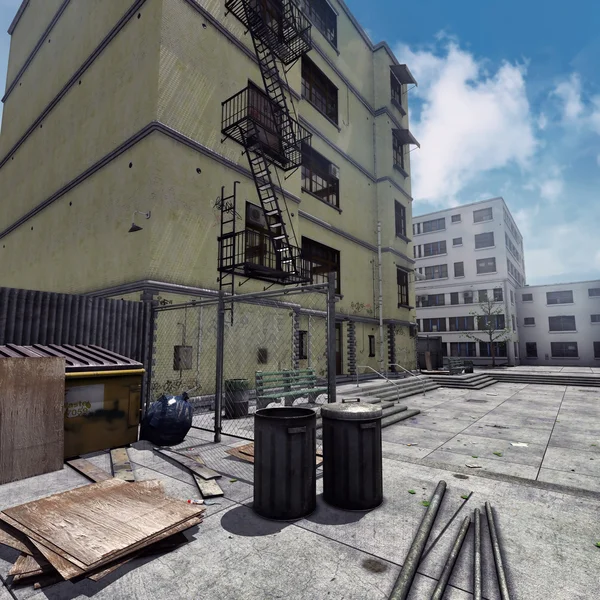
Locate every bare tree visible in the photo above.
<box><xmin>462</xmin><ymin>296</ymin><xmax>512</xmax><ymax>367</ymax></box>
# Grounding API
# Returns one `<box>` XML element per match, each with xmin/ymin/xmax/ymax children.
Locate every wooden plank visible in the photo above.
<box><xmin>29</xmin><ymin>537</ymin><xmax>85</xmax><ymax>580</ymax></box>
<box><xmin>9</xmin><ymin>553</ymin><xmax>53</xmax><ymax>581</ymax></box>
<box><xmin>194</xmin><ymin>475</ymin><xmax>224</xmax><ymax>499</ymax></box>
<box><xmin>67</xmin><ymin>458</ymin><xmax>113</xmax><ymax>483</ymax></box>
<box><xmin>225</xmin><ymin>446</ymin><xmax>254</xmax><ymax>464</ymax></box>
<box><xmin>0</xmin><ymin>357</ymin><xmax>64</xmax><ymax>484</ymax></box>
<box><xmin>110</xmin><ymin>448</ymin><xmax>135</xmax><ymax>482</ymax></box>
<box><xmin>0</xmin><ymin>480</ymin><xmax>204</xmax><ymax>577</ymax></box>
<box><xmin>160</xmin><ymin>444</ymin><xmax>206</xmax><ymax>465</ymax></box>
<box><xmin>0</xmin><ymin>520</ymin><xmax>37</xmax><ymax>555</ymax></box>
<box><xmin>154</xmin><ymin>448</ymin><xmax>221</xmax><ymax>480</ymax></box>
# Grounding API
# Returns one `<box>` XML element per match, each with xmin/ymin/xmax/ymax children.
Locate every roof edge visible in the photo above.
<box><xmin>7</xmin><ymin>0</ymin><xmax>29</xmax><ymax>35</ymax></box>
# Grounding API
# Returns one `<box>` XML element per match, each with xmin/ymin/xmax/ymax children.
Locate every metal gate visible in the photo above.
<box><xmin>149</xmin><ymin>279</ymin><xmax>336</xmax><ymax>442</ymax></box>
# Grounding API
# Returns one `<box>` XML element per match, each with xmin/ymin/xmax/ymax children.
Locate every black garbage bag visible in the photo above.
<box><xmin>140</xmin><ymin>393</ymin><xmax>193</xmax><ymax>446</ymax></box>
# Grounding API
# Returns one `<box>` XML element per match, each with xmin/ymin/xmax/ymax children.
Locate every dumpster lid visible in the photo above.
<box><xmin>0</xmin><ymin>344</ymin><xmax>143</xmax><ymax>373</ymax></box>
<box><xmin>320</xmin><ymin>402</ymin><xmax>382</xmax><ymax>421</ymax></box>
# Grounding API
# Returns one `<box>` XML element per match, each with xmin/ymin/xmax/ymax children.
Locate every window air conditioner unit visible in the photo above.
<box><xmin>246</xmin><ymin>203</ymin><xmax>267</xmax><ymax>229</ymax></box>
<box><xmin>432</xmin><ymin>325</ymin><xmax>438</xmax><ymax>332</ymax></box>
<box><xmin>329</xmin><ymin>163</ymin><xmax>340</xmax><ymax>179</ymax></box>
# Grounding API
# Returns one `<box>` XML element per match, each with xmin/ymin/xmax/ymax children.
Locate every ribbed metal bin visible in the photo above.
<box><xmin>321</xmin><ymin>402</ymin><xmax>383</xmax><ymax>511</ymax></box>
<box><xmin>253</xmin><ymin>407</ymin><xmax>316</xmax><ymax>520</ymax></box>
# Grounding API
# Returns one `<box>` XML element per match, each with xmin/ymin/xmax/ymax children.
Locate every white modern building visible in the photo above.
<box><xmin>413</xmin><ymin>197</ymin><xmax>525</xmax><ymax>365</ymax></box>
<box><xmin>517</xmin><ymin>280</ymin><xmax>600</xmax><ymax>366</ymax></box>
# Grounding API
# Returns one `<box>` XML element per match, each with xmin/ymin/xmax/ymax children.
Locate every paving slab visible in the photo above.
<box><xmin>399</xmin><ymin>414</ymin><xmax>476</xmax><ymax>434</ymax></box>
<box><xmin>537</xmin><ymin>468</ymin><xmax>600</xmax><ymax>493</ymax></box>
<box><xmin>476</xmin><ymin>414</ymin><xmax>557</xmax><ymax>430</ymax></box>
<box><xmin>548</xmin><ymin>430</ymin><xmax>600</xmax><ymax>453</ymax></box>
<box><xmin>382</xmin><ymin>425</ymin><xmax>453</xmax><ymax>449</ymax></box>
<box><xmin>381</xmin><ymin>440</ymin><xmax>433</xmax><ymax>461</ymax></box>
<box><xmin>541</xmin><ymin>446</ymin><xmax>600</xmax><ymax>477</ymax></box>
<box><xmin>462</xmin><ymin>423</ymin><xmax>553</xmax><ymax>446</ymax></box>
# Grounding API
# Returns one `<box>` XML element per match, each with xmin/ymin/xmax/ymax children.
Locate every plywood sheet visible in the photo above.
<box><xmin>0</xmin><ymin>520</ymin><xmax>37</xmax><ymax>554</ymax></box>
<box><xmin>0</xmin><ymin>357</ymin><xmax>64</xmax><ymax>484</ymax></box>
<box><xmin>110</xmin><ymin>448</ymin><xmax>135</xmax><ymax>481</ymax></box>
<box><xmin>9</xmin><ymin>553</ymin><xmax>52</xmax><ymax>580</ymax></box>
<box><xmin>194</xmin><ymin>475</ymin><xmax>224</xmax><ymax>499</ymax></box>
<box><xmin>67</xmin><ymin>458</ymin><xmax>113</xmax><ymax>482</ymax></box>
<box><xmin>154</xmin><ymin>448</ymin><xmax>220</xmax><ymax>480</ymax></box>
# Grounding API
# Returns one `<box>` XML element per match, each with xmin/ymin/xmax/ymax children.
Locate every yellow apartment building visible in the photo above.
<box><xmin>0</xmin><ymin>0</ymin><xmax>419</xmax><ymax>377</ymax></box>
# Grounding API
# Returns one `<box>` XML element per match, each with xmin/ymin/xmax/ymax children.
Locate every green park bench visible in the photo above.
<box><xmin>255</xmin><ymin>369</ymin><xmax>327</xmax><ymax>409</ymax></box>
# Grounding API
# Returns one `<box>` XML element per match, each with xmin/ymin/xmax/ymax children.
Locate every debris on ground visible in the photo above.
<box><xmin>225</xmin><ymin>442</ymin><xmax>324</xmax><ymax>466</ymax></box>
<box><xmin>493</xmin><ymin>452</ymin><xmax>503</xmax><ymax>457</ymax></box>
<box><xmin>511</xmin><ymin>442</ymin><xmax>528</xmax><ymax>447</ymax></box>
<box><xmin>466</xmin><ymin>463</ymin><xmax>482</xmax><ymax>468</ymax></box>
<box><xmin>408</xmin><ymin>489</ymin><xmax>416</xmax><ymax>494</ymax></box>
<box><xmin>0</xmin><ymin>479</ymin><xmax>204</xmax><ymax>588</ymax></box>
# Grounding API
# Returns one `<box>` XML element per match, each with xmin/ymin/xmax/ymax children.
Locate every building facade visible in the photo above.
<box><xmin>413</xmin><ymin>197</ymin><xmax>525</xmax><ymax>365</ymax></box>
<box><xmin>517</xmin><ymin>280</ymin><xmax>600</xmax><ymax>367</ymax></box>
<box><xmin>0</xmin><ymin>0</ymin><xmax>419</xmax><ymax>376</ymax></box>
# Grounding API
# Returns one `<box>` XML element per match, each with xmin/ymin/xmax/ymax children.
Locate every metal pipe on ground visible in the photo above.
<box><xmin>485</xmin><ymin>502</ymin><xmax>511</xmax><ymax>600</ymax></box>
<box><xmin>388</xmin><ymin>480</ymin><xmax>447</xmax><ymax>600</ymax></box>
<box><xmin>430</xmin><ymin>515</ymin><xmax>471</xmax><ymax>600</ymax></box>
<box><xmin>474</xmin><ymin>508</ymin><xmax>482</xmax><ymax>600</ymax></box>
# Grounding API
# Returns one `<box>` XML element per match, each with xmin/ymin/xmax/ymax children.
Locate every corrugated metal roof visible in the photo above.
<box><xmin>0</xmin><ymin>344</ymin><xmax>143</xmax><ymax>372</ymax></box>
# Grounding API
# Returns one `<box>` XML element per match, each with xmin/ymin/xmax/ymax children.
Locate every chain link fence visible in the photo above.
<box><xmin>150</xmin><ymin>282</ymin><xmax>334</xmax><ymax>446</ymax></box>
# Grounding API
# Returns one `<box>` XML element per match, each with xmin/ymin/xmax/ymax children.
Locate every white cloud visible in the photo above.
<box><xmin>537</xmin><ymin>113</ymin><xmax>548</xmax><ymax>130</ymax></box>
<box><xmin>552</xmin><ymin>73</ymin><xmax>585</xmax><ymax>121</ymax></box>
<box><xmin>539</xmin><ymin>177</ymin><xmax>564</xmax><ymax>202</ymax></box>
<box><xmin>394</xmin><ymin>41</ymin><xmax>537</xmax><ymax>204</ymax></box>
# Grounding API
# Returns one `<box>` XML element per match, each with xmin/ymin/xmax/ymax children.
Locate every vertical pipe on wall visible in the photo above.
<box><xmin>377</xmin><ymin>221</ymin><xmax>384</xmax><ymax>374</ymax></box>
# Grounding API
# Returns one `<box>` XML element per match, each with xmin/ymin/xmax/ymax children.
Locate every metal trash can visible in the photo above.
<box><xmin>253</xmin><ymin>407</ymin><xmax>316</xmax><ymax>520</ymax></box>
<box><xmin>321</xmin><ymin>402</ymin><xmax>383</xmax><ymax>510</ymax></box>
<box><xmin>224</xmin><ymin>379</ymin><xmax>249</xmax><ymax>418</ymax></box>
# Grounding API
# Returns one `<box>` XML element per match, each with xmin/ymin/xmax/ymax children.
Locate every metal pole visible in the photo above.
<box><xmin>214</xmin><ymin>292</ymin><xmax>225</xmax><ymax>443</ymax></box>
<box><xmin>430</xmin><ymin>516</ymin><xmax>471</xmax><ymax>600</ymax></box>
<box><xmin>389</xmin><ymin>480</ymin><xmax>447</xmax><ymax>600</ymax></box>
<box><xmin>474</xmin><ymin>508</ymin><xmax>482</xmax><ymax>600</ymax></box>
<box><xmin>485</xmin><ymin>502</ymin><xmax>511</xmax><ymax>600</ymax></box>
<box><xmin>377</xmin><ymin>221</ymin><xmax>385</xmax><ymax>374</ymax></box>
<box><xmin>327</xmin><ymin>272</ymin><xmax>337</xmax><ymax>404</ymax></box>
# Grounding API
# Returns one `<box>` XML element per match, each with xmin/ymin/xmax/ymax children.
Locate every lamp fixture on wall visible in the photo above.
<box><xmin>128</xmin><ymin>210</ymin><xmax>151</xmax><ymax>233</ymax></box>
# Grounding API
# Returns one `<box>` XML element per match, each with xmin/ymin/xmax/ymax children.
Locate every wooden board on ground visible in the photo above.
<box><xmin>0</xmin><ymin>520</ymin><xmax>37</xmax><ymax>555</ymax></box>
<box><xmin>194</xmin><ymin>475</ymin><xmax>224</xmax><ymax>499</ymax></box>
<box><xmin>67</xmin><ymin>458</ymin><xmax>113</xmax><ymax>483</ymax></box>
<box><xmin>226</xmin><ymin>443</ymin><xmax>323</xmax><ymax>466</ymax></box>
<box><xmin>9</xmin><ymin>553</ymin><xmax>51</xmax><ymax>579</ymax></box>
<box><xmin>154</xmin><ymin>448</ymin><xmax>220</xmax><ymax>480</ymax></box>
<box><xmin>0</xmin><ymin>479</ymin><xmax>204</xmax><ymax>579</ymax></box>
<box><xmin>159</xmin><ymin>445</ymin><xmax>206</xmax><ymax>465</ymax></box>
<box><xmin>0</xmin><ymin>357</ymin><xmax>64</xmax><ymax>485</ymax></box>
<box><xmin>110</xmin><ymin>448</ymin><xmax>135</xmax><ymax>481</ymax></box>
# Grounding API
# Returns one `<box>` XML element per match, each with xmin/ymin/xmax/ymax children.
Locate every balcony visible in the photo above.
<box><xmin>221</xmin><ymin>82</ymin><xmax>311</xmax><ymax>170</ymax></box>
<box><xmin>218</xmin><ymin>229</ymin><xmax>312</xmax><ymax>285</ymax></box>
<box><xmin>225</xmin><ymin>0</ymin><xmax>312</xmax><ymax>65</ymax></box>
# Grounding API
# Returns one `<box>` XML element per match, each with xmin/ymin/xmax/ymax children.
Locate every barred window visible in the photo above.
<box><xmin>302</xmin><ymin>236</ymin><xmax>340</xmax><ymax>293</ymax></box>
<box><xmin>302</xmin><ymin>56</ymin><xmax>338</xmax><ymax>123</ymax></box>
<box><xmin>304</xmin><ymin>0</ymin><xmax>337</xmax><ymax>46</ymax></box>
<box><xmin>301</xmin><ymin>144</ymin><xmax>339</xmax><ymax>207</ymax></box>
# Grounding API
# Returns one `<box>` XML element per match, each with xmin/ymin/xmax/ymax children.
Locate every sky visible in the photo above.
<box><xmin>0</xmin><ymin>1</ymin><xmax>599</xmax><ymax>285</ymax></box>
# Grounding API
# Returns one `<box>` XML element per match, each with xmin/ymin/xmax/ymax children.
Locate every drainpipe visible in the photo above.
<box><xmin>377</xmin><ymin>221</ymin><xmax>385</xmax><ymax>374</ymax></box>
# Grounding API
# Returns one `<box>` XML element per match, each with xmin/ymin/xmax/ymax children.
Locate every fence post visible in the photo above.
<box><xmin>214</xmin><ymin>292</ymin><xmax>225</xmax><ymax>443</ymax></box>
<box><xmin>327</xmin><ymin>272</ymin><xmax>337</xmax><ymax>404</ymax></box>
<box><xmin>141</xmin><ymin>292</ymin><xmax>157</xmax><ymax>416</ymax></box>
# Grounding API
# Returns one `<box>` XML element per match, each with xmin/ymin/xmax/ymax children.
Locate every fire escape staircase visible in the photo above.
<box><xmin>220</xmin><ymin>0</ymin><xmax>312</xmax><ymax>286</ymax></box>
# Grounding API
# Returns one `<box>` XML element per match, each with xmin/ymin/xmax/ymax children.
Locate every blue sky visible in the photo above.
<box><xmin>1</xmin><ymin>1</ymin><xmax>599</xmax><ymax>285</ymax></box>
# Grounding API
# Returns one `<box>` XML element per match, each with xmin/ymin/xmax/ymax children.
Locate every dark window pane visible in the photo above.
<box><xmin>524</xmin><ymin>317</ymin><xmax>535</xmax><ymax>325</ymax></box>
<box><xmin>450</xmin><ymin>292</ymin><xmax>459</xmax><ymax>305</ymax></box>
<box><xmin>298</xmin><ymin>330</ymin><xmax>308</xmax><ymax>359</ymax></box>
<box><xmin>424</xmin><ymin>264</ymin><xmax>448</xmax><ymax>280</ymax></box>
<box><xmin>302</xmin><ymin>56</ymin><xmax>338</xmax><ymax>122</ymax></box>
<box><xmin>453</xmin><ymin>237</ymin><xmax>462</xmax><ymax>246</ymax></box>
<box><xmin>301</xmin><ymin>143</ymin><xmax>339</xmax><ymax>207</ymax></box>
<box><xmin>393</xmin><ymin>134</ymin><xmax>405</xmax><ymax>170</ymax></box>
<box><xmin>476</xmin><ymin>257</ymin><xmax>496</xmax><ymax>274</ymax></box>
<box><xmin>493</xmin><ymin>288</ymin><xmax>503</xmax><ymax>301</ymax></box>
<box><xmin>423</xmin><ymin>240</ymin><xmax>447</xmax><ymax>257</ymax></box>
<box><xmin>478</xmin><ymin>290</ymin><xmax>488</xmax><ymax>302</ymax></box>
<box><xmin>451</xmin><ymin>214</ymin><xmax>461</xmax><ymax>223</ymax></box>
<box><xmin>422</xmin><ymin>218</ymin><xmax>446</xmax><ymax>233</ymax></box>
<box><xmin>522</xmin><ymin>293</ymin><xmax>533</xmax><ymax>302</ymax></box>
<box><xmin>548</xmin><ymin>315</ymin><xmax>576</xmax><ymax>331</ymax></box>
<box><xmin>397</xmin><ymin>269</ymin><xmax>409</xmax><ymax>306</ymax></box>
<box><xmin>551</xmin><ymin>342</ymin><xmax>578</xmax><ymax>358</ymax></box>
<box><xmin>305</xmin><ymin>0</ymin><xmax>337</xmax><ymax>45</ymax></box>
<box><xmin>474</xmin><ymin>232</ymin><xmax>494</xmax><ymax>249</ymax></box>
<box><xmin>546</xmin><ymin>290</ymin><xmax>573</xmax><ymax>304</ymax></box>
<box><xmin>395</xmin><ymin>201</ymin><xmax>406</xmax><ymax>237</ymax></box>
<box><xmin>526</xmin><ymin>342</ymin><xmax>538</xmax><ymax>358</ymax></box>
<box><xmin>368</xmin><ymin>335</ymin><xmax>375</xmax><ymax>357</ymax></box>
<box><xmin>454</xmin><ymin>262</ymin><xmax>464</xmax><ymax>277</ymax></box>
<box><xmin>473</xmin><ymin>207</ymin><xmax>493</xmax><ymax>222</ymax></box>
<box><xmin>302</xmin><ymin>236</ymin><xmax>340</xmax><ymax>293</ymax></box>
<box><xmin>589</xmin><ymin>288</ymin><xmax>600</xmax><ymax>297</ymax></box>
<box><xmin>594</xmin><ymin>342</ymin><xmax>600</xmax><ymax>358</ymax></box>
<box><xmin>592</xmin><ymin>315</ymin><xmax>600</xmax><ymax>323</ymax></box>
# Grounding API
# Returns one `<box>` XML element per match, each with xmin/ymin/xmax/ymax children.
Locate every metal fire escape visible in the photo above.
<box><xmin>219</xmin><ymin>0</ymin><xmax>313</xmax><ymax>294</ymax></box>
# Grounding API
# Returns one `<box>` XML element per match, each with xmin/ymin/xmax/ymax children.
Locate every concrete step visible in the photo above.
<box><xmin>358</xmin><ymin>378</ymin><xmax>438</xmax><ymax>397</ymax></box>
<box><xmin>489</xmin><ymin>374</ymin><xmax>600</xmax><ymax>387</ymax></box>
<box><xmin>381</xmin><ymin>409</ymin><xmax>421</xmax><ymax>428</ymax></box>
<box><xmin>375</xmin><ymin>384</ymin><xmax>440</xmax><ymax>402</ymax></box>
<box><xmin>426</xmin><ymin>373</ymin><xmax>496</xmax><ymax>390</ymax></box>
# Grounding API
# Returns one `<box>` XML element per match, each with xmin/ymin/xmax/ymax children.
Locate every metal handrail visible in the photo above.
<box><xmin>389</xmin><ymin>363</ymin><xmax>429</xmax><ymax>395</ymax></box>
<box><xmin>355</xmin><ymin>365</ymin><xmax>401</xmax><ymax>403</ymax></box>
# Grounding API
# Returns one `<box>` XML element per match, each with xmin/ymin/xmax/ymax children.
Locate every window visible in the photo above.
<box><xmin>514</xmin><ymin>342</ymin><xmax>519</xmax><ymax>358</ymax></box>
<box><xmin>305</xmin><ymin>0</ymin><xmax>337</xmax><ymax>46</ymax></box>
<box><xmin>451</xmin><ymin>214</ymin><xmax>461</xmax><ymax>223</ymax></box>
<box><xmin>507</xmin><ymin>258</ymin><xmax>523</xmax><ymax>285</ymax></box>
<box><xmin>301</xmin><ymin>144</ymin><xmax>339</xmax><ymax>207</ymax></box>
<box><xmin>504</xmin><ymin>209</ymin><xmax>523</xmax><ymax>248</ymax></box>
<box><xmin>397</xmin><ymin>269</ymin><xmax>409</xmax><ymax>307</ymax></box>
<box><xmin>413</xmin><ymin>222</ymin><xmax>420</xmax><ymax>235</ymax></box>
<box><xmin>453</xmin><ymin>237</ymin><xmax>462</xmax><ymax>246</ymax></box>
<box><xmin>493</xmin><ymin>288</ymin><xmax>503</xmax><ymax>302</ymax></box>
<box><xmin>551</xmin><ymin>342</ymin><xmax>578</xmax><ymax>358</ymax></box>
<box><xmin>298</xmin><ymin>330</ymin><xmax>308</xmax><ymax>359</ymax></box>
<box><xmin>526</xmin><ymin>342</ymin><xmax>538</xmax><ymax>358</ymax></box>
<box><xmin>473</xmin><ymin>207</ymin><xmax>493</xmax><ymax>222</ymax></box>
<box><xmin>589</xmin><ymin>288</ymin><xmax>600</xmax><ymax>297</ymax></box>
<box><xmin>422</xmin><ymin>218</ymin><xmax>446</xmax><ymax>233</ymax></box>
<box><xmin>424</xmin><ymin>264</ymin><xmax>448</xmax><ymax>280</ymax></box>
<box><xmin>595</xmin><ymin>342</ymin><xmax>600</xmax><ymax>359</ymax></box>
<box><xmin>422</xmin><ymin>318</ymin><xmax>447</xmax><ymax>333</ymax></box>
<box><xmin>449</xmin><ymin>316</ymin><xmax>475</xmax><ymax>331</ymax></box>
<box><xmin>522</xmin><ymin>293</ymin><xmax>533</xmax><ymax>302</ymax></box>
<box><xmin>510</xmin><ymin>290</ymin><xmax>514</xmax><ymax>304</ymax></box>
<box><xmin>302</xmin><ymin>56</ymin><xmax>338</xmax><ymax>122</ymax></box>
<box><xmin>448</xmin><ymin>292</ymin><xmax>459</xmax><ymax>305</ymax></box>
<box><xmin>479</xmin><ymin>342</ymin><xmax>507</xmax><ymax>358</ymax></box>
<box><xmin>476</xmin><ymin>257</ymin><xmax>496</xmax><ymax>274</ymax></box>
<box><xmin>395</xmin><ymin>201</ymin><xmax>407</xmax><ymax>238</ymax></box>
<box><xmin>441</xmin><ymin>343</ymin><xmax>448</xmax><ymax>357</ymax></box>
<box><xmin>463</xmin><ymin>291</ymin><xmax>474</xmax><ymax>304</ymax></box>
<box><xmin>475</xmin><ymin>232</ymin><xmax>494</xmax><ymax>249</ymax></box>
<box><xmin>592</xmin><ymin>315</ymin><xmax>600</xmax><ymax>323</ymax></box>
<box><xmin>423</xmin><ymin>240</ymin><xmax>447</xmax><ymax>257</ymax></box>
<box><xmin>524</xmin><ymin>317</ymin><xmax>535</xmax><ymax>325</ymax></box>
<box><xmin>478</xmin><ymin>290</ymin><xmax>488</xmax><ymax>303</ymax></box>
<box><xmin>511</xmin><ymin>314</ymin><xmax>516</xmax><ymax>331</ymax></box>
<box><xmin>478</xmin><ymin>314</ymin><xmax>505</xmax><ymax>330</ymax></box>
<box><xmin>368</xmin><ymin>335</ymin><xmax>375</xmax><ymax>357</ymax></box>
<box><xmin>390</xmin><ymin>72</ymin><xmax>403</xmax><ymax>107</ymax></box>
<box><xmin>450</xmin><ymin>342</ymin><xmax>476</xmax><ymax>357</ymax></box>
<box><xmin>302</xmin><ymin>237</ymin><xmax>340</xmax><ymax>293</ymax></box>
<box><xmin>546</xmin><ymin>290</ymin><xmax>573</xmax><ymax>305</ymax></box>
<box><xmin>392</xmin><ymin>133</ymin><xmax>407</xmax><ymax>171</ymax></box>
<box><xmin>454</xmin><ymin>262</ymin><xmax>465</xmax><ymax>277</ymax></box>
<box><xmin>548</xmin><ymin>315</ymin><xmax>576</xmax><ymax>331</ymax></box>
<box><xmin>417</xmin><ymin>294</ymin><xmax>445</xmax><ymax>308</ymax></box>
<box><xmin>505</xmin><ymin>233</ymin><xmax>521</xmax><ymax>263</ymax></box>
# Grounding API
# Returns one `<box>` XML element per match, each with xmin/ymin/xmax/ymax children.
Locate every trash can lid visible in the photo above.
<box><xmin>320</xmin><ymin>402</ymin><xmax>382</xmax><ymax>421</ymax></box>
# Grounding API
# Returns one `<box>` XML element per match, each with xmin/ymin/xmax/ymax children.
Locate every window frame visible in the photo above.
<box><xmin>422</xmin><ymin>218</ymin><xmax>446</xmax><ymax>233</ymax></box>
<box><xmin>589</xmin><ymin>288</ymin><xmax>600</xmax><ymax>298</ymax></box>
<box><xmin>548</xmin><ymin>315</ymin><xmax>576</xmax><ymax>332</ymax></box>
<box><xmin>301</xmin><ymin>56</ymin><xmax>338</xmax><ymax>123</ymax></box>
<box><xmin>493</xmin><ymin>288</ymin><xmax>503</xmax><ymax>302</ymax></box>
<box><xmin>450</xmin><ymin>342</ymin><xmax>477</xmax><ymax>357</ymax></box>
<box><xmin>524</xmin><ymin>317</ymin><xmax>535</xmax><ymax>326</ymax></box>
<box><xmin>368</xmin><ymin>335</ymin><xmax>375</xmax><ymax>357</ymax></box>
<box><xmin>397</xmin><ymin>268</ymin><xmax>409</xmax><ymax>307</ymax></box>
<box><xmin>450</xmin><ymin>292</ymin><xmax>459</xmax><ymax>305</ymax></box>
<box><xmin>476</xmin><ymin>257</ymin><xmax>497</xmax><ymax>274</ymax></box>
<box><xmin>390</xmin><ymin>72</ymin><xmax>403</xmax><ymax>108</ymax></box>
<box><xmin>526</xmin><ymin>342</ymin><xmax>538</xmax><ymax>358</ymax></box>
<box><xmin>522</xmin><ymin>293</ymin><xmax>533</xmax><ymax>302</ymax></box>
<box><xmin>301</xmin><ymin>236</ymin><xmax>341</xmax><ymax>294</ymax></box>
<box><xmin>394</xmin><ymin>201</ymin><xmax>407</xmax><ymax>238</ymax></box>
<box><xmin>474</xmin><ymin>231</ymin><xmax>495</xmax><ymax>249</ymax></box>
<box><xmin>392</xmin><ymin>133</ymin><xmax>405</xmax><ymax>171</ymax></box>
<box><xmin>454</xmin><ymin>262</ymin><xmax>465</xmax><ymax>277</ymax></box>
<box><xmin>424</xmin><ymin>264</ymin><xmax>448</xmax><ymax>280</ymax></box>
<box><xmin>473</xmin><ymin>207</ymin><xmax>493</xmax><ymax>223</ymax></box>
<box><xmin>449</xmin><ymin>316</ymin><xmax>475</xmax><ymax>331</ymax></box>
<box><xmin>301</xmin><ymin>143</ymin><xmax>339</xmax><ymax>207</ymax></box>
<box><xmin>546</xmin><ymin>290</ymin><xmax>573</xmax><ymax>305</ymax></box>
<box><xmin>551</xmin><ymin>341</ymin><xmax>579</xmax><ymax>358</ymax></box>
<box><xmin>452</xmin><ymin>237</ymin><xmax>463</xmax><ymax>246</ymax></box>
<box><xmin>304</xmin><ymin>0</ymin><xmax>338</xmax><ymax>46</ymax></box>
<box><xmin>422</xmin><ymin>318</ymin><xmax>447</xmax><ymax>333</ymax></box>
<box><xmin>478</xmin><ymin>289</ymin><xmax>488</xmax><ymax>303</ymax></box>
<box><xmin>594</xmin><ymin>341</ymin><xmax>600</xmax><ymax>359</ymax></box>
<box><xmin>592</xmin><ymin>314</ymin><xmax>600</xmax><ymax>323</ymax></box>
<box><xmin>423</xmin><ymin>240</ymin><xmax>447</xmax><ymax>257</ymax></box>
<box><xmin>479</xmin><ymin>341</ymin><xmax>507</xmax><ymax>358</ymax></box>
<box><xmin>451</xmin><ymin>214</ymin><xmax>461</xmax><ymax>223</ymax></box>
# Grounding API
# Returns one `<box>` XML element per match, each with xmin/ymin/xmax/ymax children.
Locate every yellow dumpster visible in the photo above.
<box><xmin>0</xmin><ymin>344</ymin><xmax>145</xmax><ymax>458</ymax></box>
